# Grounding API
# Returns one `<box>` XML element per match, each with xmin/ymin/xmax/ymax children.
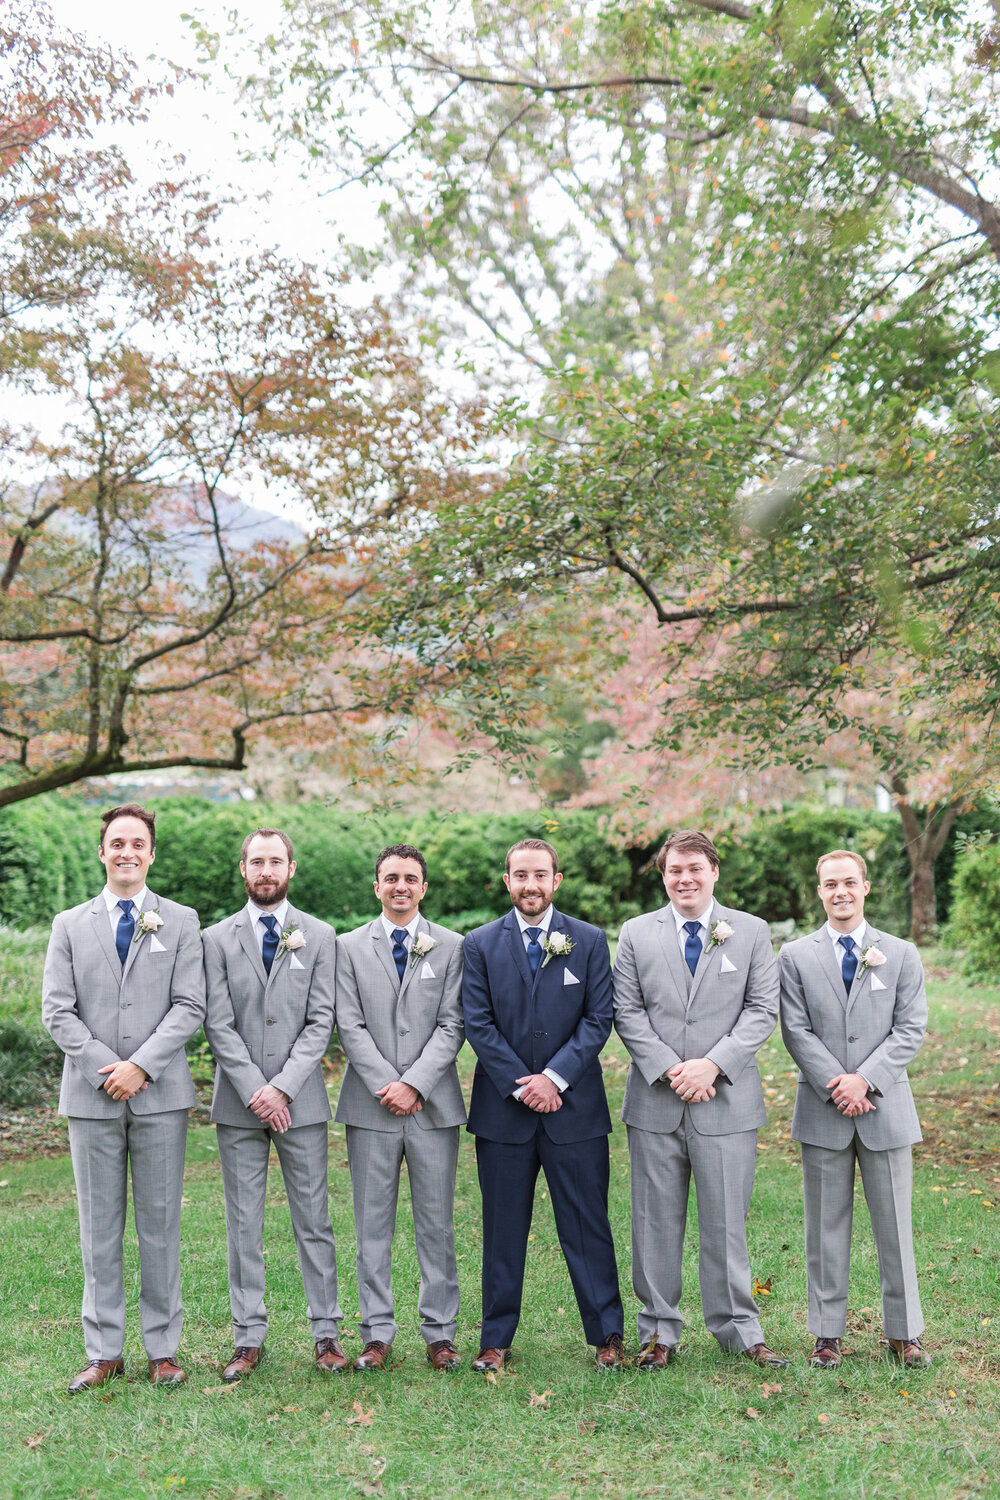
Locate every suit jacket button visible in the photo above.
<box><xmin>848</xmin><ymin>1035</ymin><xmax>856</xmax><ymax>1042</ymax></box>
<box><xmin>265</xmin><ymin>1018</ymin><xmax>276</xmax><ymax>1026</ymax></box>
<box><xmin>533</xmin><ymin>1029</ymin><xmax>545</xmax><ymax>1037</ymax></box>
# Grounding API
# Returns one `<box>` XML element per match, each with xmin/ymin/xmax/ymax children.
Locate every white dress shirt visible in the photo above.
<box><xmin>247</xmin><ymin>897</ymin><xmax>290</xmax><ymax>957</ymax></box>
<box><xmin>669</xmin><ymin>900</ymin><xmax>715</xmax><ymax>957</ymax></box>
<box><xmin>380</xmin><ymin>913</ymin><xmax>418</xmax><ymax>952</ymax></box>
<box><xmin>101</xmin><ymin>884</ymin><xmax>150</xmax><ymax>936</ymax></box>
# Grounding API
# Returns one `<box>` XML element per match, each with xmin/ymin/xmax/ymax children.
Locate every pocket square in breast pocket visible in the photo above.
<box><xmin>149</xmin><ymin>935</ymin><xmax>167</xmax><ymax>954</ymax></box>
<box><xmin>869</xmin><ymin>973</ymin><xmax>886</xmax><ymax>991</ymax></box>
<box><xmin>289</xmin><ymin>953</ymin><xmax>305</xmax><ymax>970</ymax></box>
<box><xmin>421</xmin><ymin>960</ymin><xmax>436</xmax><ymax>979</ymax></box>
<box><xmin>719</xmin><ymin>954</ymin><xmax>738</xmax><ymax>974</ymax></box>
<box><xmin>563</xmin><ymin>968</ymin><xmax>580</xmax><ymax>986</ymax></box>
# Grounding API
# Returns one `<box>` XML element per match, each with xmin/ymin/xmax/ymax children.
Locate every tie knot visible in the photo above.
<box><xmin>260</xmin><ymin>913</ymin><xmax>279</xmax><ymax>935</ymax></box>
<box><xmin>684</xmin><ymin>920</ymin><xmax>701</xmax><ymax>937</ymax></box>
<box><xmin>118</xmin><ymin>898</ymin><xmax>133</xmax><ymax>916</ymax></box>
<box><xmin>393</xmin><ymin>927</ymin><xmax>409</xmax><ymax>945</ymax></box>
<box><xmin>839</xmin><ymin>934</ymin><xmax>855</xmax><ymax>953</ymax></box>
<box><xmin>525</xmin><ymin>927</ymin><xmax>541</xmax><ymax>942</ymax></box>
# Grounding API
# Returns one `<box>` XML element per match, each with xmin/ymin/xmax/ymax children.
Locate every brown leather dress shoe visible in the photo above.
<box><xmin>222</xmin><ymin>1345</ymin><xmax>264</xmax><ymax>1383</ymax></box>
<box><xmin>742</xmin><ymin>1342</ymin><xmax>790</xmax><ymax>1368</ymax></box>
<box><xmin>471</xmin><ymin>1346</ymin><xmax>509</xmax><ymax>1372</ymax></box>
<box><xmin>426</xmin><ymin>1339</ymin><xmax>461</xmax><ymax>1371</ymax></box>
<box><xmin>315</xmin><ymin>1338</ymin><xmax>349</xmax><ymax>1373</ymax></box>
<box><xmin>809</xmin><ymin>1337</ymin><xmax>842</xmax><ymax>1369</ymax></box>
<box><xmin>353</xmin><ymin>1340</ymin><xmax>391</xmax><ymax>1372</ymax></box>
<box><xmin>595</xmin><ymin>1333</ymin><xmax>626</xmax><ymax>1369</ymax></box>
<box><xmin>149</xmin><ymin>1357</ymin><xmax>186</xmax><ymax>1386</ymax></box>
<box><xmin>67</xmin><ymin>1358</ymin><xmax>125</xmax><ymax>1395</ymax></box>
<box><xmin>636</xmin><ymin>1341</ymin><xmax>675</xmax><ymax>1370</ymax></box>
<box><xmin>884</xmin><ymin>1336</ymin><xmax>931</xmax><ymax>1368</ymax></box>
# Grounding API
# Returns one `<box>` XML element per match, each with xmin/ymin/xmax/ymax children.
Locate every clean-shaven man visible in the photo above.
<box><xmin>613</xmin><ymin>829</ymin><xmax>785</xmax><ymax>1369</ymax></box>
<box><xmin>203</xmin><ymin>829</ymin><xmax>344</xmax><ymax>1380</ymax></box>
<box><xmin>779</xmin><ymin>849</ymin><xmax>930</xmax><ymax>1369</ymax></box>
<box><xmin>335</xmin><ymin>844</ymin><xmax>466</xmax><ymax>1372</ymax></box>
<box><xmin>462</xmin><ymin>838</ymin><xmax>625</xmax><ymax>1372</ymax></box>
<box><xmin>42</xmin><ymin>803</ymin><xmax>205</xmax><ymax>1393</ymax></box>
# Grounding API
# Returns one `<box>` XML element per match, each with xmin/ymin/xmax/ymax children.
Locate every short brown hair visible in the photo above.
<box><xmin>816</xmin><ymin>849</ymin><xmax>868</xmax><ymax>880</ymax></box>
<box><xmin>655</xmin><ymin>830</ymin><xmax>720</xmax><ymax>874</ymax></box>
<box><xmin>375</xmin><ymin>844</ymin><xmax>428</xmax><ymax>882</ymax></box>
<box><xmin>100</xmin><ymin>803</ymin><xmax>155</xmax><ymax>850</ymax></box>
<box><xmin>505</xmin><ymin>837</ymin><xmax>559</xmax><ymax>875</ymax></box>
<box><xmin>241</xmin><ymin>828</ymin><xmax>294</xmax><ymax>863</ymax></box>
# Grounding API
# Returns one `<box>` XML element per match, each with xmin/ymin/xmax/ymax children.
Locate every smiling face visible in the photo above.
<box><xmin>374</xmin><ymin>854</ymin><xmax>427</xmax><ymax>924</ymax></box>
<box><xmin>503</xmin><ymin>846</ymin><xmax>563</xmax><ymax>920</ymax></box>
<box><xmin>99</xmin><ymin>815</ymin><xmax>155</xmax><ymax>898</ymax></box>
<box><xmin>661</xmin><ymin>849</ymin><xmax>720</xmax><ymax>918</ymax></box>
<box><xmin>241</xmin><ymin>833</ymin><xmax>296</xmax><ymax>910</ymax></box>
<box><xmin>817</xmin><ymin>854</ymin><xmax>870</xmax><ymax>932</ymax></box>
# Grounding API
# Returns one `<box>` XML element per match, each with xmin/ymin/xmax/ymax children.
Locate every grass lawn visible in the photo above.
<box><xmin>1</xmin><ymin>938</ymin><xmax>1000</xmax><ymax>1499</ymax></box>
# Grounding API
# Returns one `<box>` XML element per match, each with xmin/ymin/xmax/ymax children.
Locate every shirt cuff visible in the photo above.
<box><xmin>543</xmin><ymin>1068</ymin><xmax>568</xmax><ymax>1092</ymax></box>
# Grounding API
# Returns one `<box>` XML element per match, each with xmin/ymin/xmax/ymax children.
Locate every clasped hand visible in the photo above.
<box><xmin>516</xmin><ymin>1073</ymin><xmax>562</xmax><ymax>1112</ymax></box>
<box><xmin>827</xmin><ymin>1072</ymin><xmax>876</xmax><ymax>1117</ymax></box>
<box><xmin>99</xmin><ymin>1060</ymin><xmax>148</xmax><ymax>1101</ymax></box>
<box><xmin>376</xmin><ymin>1081</ymin><xmax>423</xmax><ymax>1116</ymax></box>
<box><xmin>666</xmin><ymin>1057</ymin><xmax>719</xmax><ymax>1103</ymax></box>
<box><xmin>250</xmin><ymin>1083</ymin><xmax>291</xmax><ymax>1132</ymax></box>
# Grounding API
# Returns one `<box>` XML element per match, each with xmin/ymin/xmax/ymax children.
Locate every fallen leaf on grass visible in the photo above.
<box><xmin>199</xmin><ymin>1384</ymin><xmax>238</xmax><ymax>1395</ymax></box>
<box><xmin>817</xmin><ymin>1413</ymin><xmax>830</xmax><ymax>1425</ymax></box>
<box><xmin>760</xmin><ymin>1383</ymin><xmax>782</xmax><ymax>1398</ymax></box>
<box><xmin>528</xmin><ymin>1389</ymin><xmax>553</xmax><ymax>1408</ymax></box>
<box><xmin>24</xmin><ymin>1433</ymin><xmax>44</xmax><ymax>1450</ymax></box>
<box><xmin>281</xmin><ymin>1405</ymin><xmax>299</xmax><ymax>1412</ymax></box>
<box><xmin>745</xmin><ymin>1407</ymin><xmax>761</xmax><ymax>1420</ymax></box>
<box><xmin>752</xmin><ymin>1277</ymin><xmax>773</xmax><ymax>1297</ymax></box>
<box><xmin>578</xmin><ymin>1420</ymin><xmax>597</xmax><ymax>1435</ymax></box>
<box><xmin>347</xmin><ymin>1402</ymin><xmax>374</xmax><ymax>1427</ymax></box>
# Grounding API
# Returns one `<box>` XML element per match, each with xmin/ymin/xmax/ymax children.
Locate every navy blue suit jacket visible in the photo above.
<box><xmin>462</xmin><ymin>908</ymin><xmax>614</xmax><ymax>1145</ymax></box>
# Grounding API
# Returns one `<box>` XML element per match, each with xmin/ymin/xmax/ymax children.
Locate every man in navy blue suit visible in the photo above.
<box><xmin>461</xmin><ymin>837</ymin><xmax>625</xmax><ymax>1370</ymax></box>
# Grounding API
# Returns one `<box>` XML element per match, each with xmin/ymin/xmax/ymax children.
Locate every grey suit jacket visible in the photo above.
<box><xmin>613</xmin><ymin>901</ymin><xmax>779</xmax><ymax>1135</ymax></box>
<box><xmin>42</xmin><ymin>891</ymin><xmax>205</xmax><ymax>1119</ymax></box>
<box><xmin>334</xmin><ymin>916</ymin><xmax>466</xmax><ymax>1132</ymax></box>
<box><xmin>203</xmin><ymin>905</ymin><xmax>336</xmax><ymax>1129</ymax></box>
<box><xmin>779</xmin><ymin>924</ymin><xmax>925</xmax><ymax>1150</ymax></box>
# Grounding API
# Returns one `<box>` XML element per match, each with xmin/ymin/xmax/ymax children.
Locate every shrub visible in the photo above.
<box><xmin>948</xmin><ymin>840</ymin><xmax>1000</xmax><ymax>978</ymax></box>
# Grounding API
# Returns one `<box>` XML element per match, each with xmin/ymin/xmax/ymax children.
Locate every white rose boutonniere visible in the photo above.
<box><xmin>278</xmin><ymin>925</ymin><xmax>306</xmax><ymax>957</ymax></box>
<box><xmin>409</xmin><ymin>932</ymin><xmax>439</xmax><ymax>968</ymax></box>
<box><xmin>860</xmin><ymin>945</ymin><xmax>887</xmax><ymax>974</ymax></box>
<box><xmin>707</xmin><ymin>920</ymin><xmax>734</xmax><ymax>949</ymax></box>
<box><xmin>134</xmin><ymin>910</ymin><xmax>164</xmax><ymax>940</ymax></box>
<box><xmin>541</xmin><ymin>931</ymin><xmax>573</xmax><ymax>969</ymax></box>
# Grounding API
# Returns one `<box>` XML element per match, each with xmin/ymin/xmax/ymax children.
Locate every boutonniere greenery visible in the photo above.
<box><xmin>541</xmin><ymin>931</ymin><xmax>573</xmax><ymax>968</ymax></box>
<box><xmin>278</xmin><ymin>925</ymin><xmax>306</xmax><ymax>957</ymax></box>
<box><xmin>409</xmin><ymin>932</ymin><xmax>439</xmax><ymax>968</ymax></box>
<box><xmin>706</xmin><ymin>919</ymin><xmax>734</xmax><ymax>949</ymax></box>
<box><xmin>859</xmin><ymin>945</ymin><xmax>887</xmax><ymax>974</ymax></box>
<box><xmin>134</xmin><ymin>910</ymin><xmax>164</xmax><ymax>940</ymax></box>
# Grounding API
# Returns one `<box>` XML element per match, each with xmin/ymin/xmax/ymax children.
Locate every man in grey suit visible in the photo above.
<box><xmin>335</xmin><ymin>844</ymin><xmax>465</xmax><ymax>1372</ymax></box>
<box><xmin>613</xmin><ymin>829</ymin><xmax>785</xmax><ymax>1368</ymax></box>
<box><xmin>203</xmin><ymin>828</ymin><xmax>344</xmax><ymax>1380</ymax></box>
<box><xmin>42</xmin><ymin>803</ymin><xmax>206</xmax><ymax>1393</ymax></box>
<box><xmin>779</xmin><ymin>849</ymin><xmax>930</xmax><ymax>1369</ymax></box>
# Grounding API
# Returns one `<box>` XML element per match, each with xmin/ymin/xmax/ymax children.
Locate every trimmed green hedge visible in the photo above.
<box><xmin>948</xmin><ymin>840</ymin><xmax>1000</xmax><ymax>978</ymax></box>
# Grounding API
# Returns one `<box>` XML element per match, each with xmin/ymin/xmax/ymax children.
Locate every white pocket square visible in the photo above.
<box><xmin>869</xmin><ymin>973</ymin><xmax>886</xmax><ymax>991</ymax></box>
<box><xmin>149</xmin><ymin>935</ymin><xmax>167</xmax><ymax>953</ymax></box>
<box><xmin>289</xmin><ymin>953</ymin><xmax>305</xmax><ymax>970</ymax></box>
<box><xmin>421</xmin><ymin>960</ymin><xmax>436</xmax><ymax>979</ymax></box>
<box><xmin>719</xmin><ymin>954</ymin><xmax>737</xmax><ymax>974</ymax></box>
<box><xmin>563</xmin><ymin>968</ymin><xmax>580</xmax><ymax>986</ymax></box>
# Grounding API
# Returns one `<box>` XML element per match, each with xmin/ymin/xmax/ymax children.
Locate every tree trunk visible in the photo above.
<box><xmin>890</xmin><ymin>779</ymin><xmax>960</xmax><ymax>944</ymax></box>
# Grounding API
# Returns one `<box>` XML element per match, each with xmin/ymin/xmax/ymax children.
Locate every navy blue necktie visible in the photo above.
<box><xmin>683</xmin><ymin>920</ymin><xmax>702</xmax><ymax>977</ymax></box>
<box><xmin>525</xmin><ymin>926</ymin><xmax>542</xmax><ymax>976</ymax></box>
<box><xmin>392</xmin><ymin>927</ymin><xmax>409</xmax><ymax>980</ymax></box>
<box><xmin>260</xmin><ymin>913</ymin><xmax>279</xmax><ymax>975</ymax></box>
<box><xmin>115</xmin><ymin>898</ymin><xmax>135</xmax><ymax>967</ymax></box>
<box><xmin>839</xmin><ymin>934</ymin><xmax>858</xmax><ymax>994</ymax></box>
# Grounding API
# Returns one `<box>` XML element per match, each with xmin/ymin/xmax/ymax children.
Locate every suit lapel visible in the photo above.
<box><xmin>846</xmin><ymin>926</ymin><xmax>878</xmax><ymax>1014</ymax></box>
<box><xmin>504</xmin><ymin>911</ymin><xmax>534</xmax><ymax>993</ymax></box>
<box><xmin>91</xmin><ymin>896</ymin><xmax>123</xmax><ymax>983</ymax></box>
<box><xmin>814</xmin><ymin>929</ymin><xmax>849</xmax><ymax>1008</ymax></box>
<box><xmin>236</xmin><ymin>910</ymin><xmax>268</xmax><ymax>988</ymax></box>
<box><xmin>121</xmin><ymin>890</ymin><xmax>158</xmax><ymax>982</ymax></box>
<box><xmin>686</xmin><ymin>902</ymin><xmax>724</xmax><ymax>1011</ymax></box>
<box><xmin>656</xmin><ymin>908</ymin><xmax>691</xmax><ymax>1006</ymax></box>
<box><xmin>371</xmin><ymin>920</ymin><xmax>402</xmax><ymax>990</ymax></box>
<box><xmin>398</xmin><ymin>916</ymin><xmax>431</xmax><ymax>1000</ymax></box>
<box><xmin>265</xmin><ymin>904</ymin><xmax>298</xmax><ymax>992</ymax></box>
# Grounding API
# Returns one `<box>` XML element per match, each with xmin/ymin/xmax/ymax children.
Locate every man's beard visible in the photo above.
<box><xmin>245</xmin><ymin>874</ymin><xmax>290</xmax><ymax>907</ymax></box>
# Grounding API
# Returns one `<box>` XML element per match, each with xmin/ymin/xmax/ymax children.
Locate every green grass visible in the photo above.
<box><xmin>2</xmin><ymin>944</ymin><xmax>1000</xmax><ymax>1498</ymax></box>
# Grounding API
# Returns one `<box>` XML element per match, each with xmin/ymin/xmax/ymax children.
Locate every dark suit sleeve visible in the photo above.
<box><xmin>461</xmin><ymin>929</ymin><xmax>531</xmax><ymax>1097</ymax></box>
<box><xmin>544</xmin><ymin>928</ymin><xmax>613</xmax><ymax>1088</ymax></box>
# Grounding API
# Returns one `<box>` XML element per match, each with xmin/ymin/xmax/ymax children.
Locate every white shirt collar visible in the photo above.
<box><xmin>381</xmin><ymin>913</ymin><xmax>420</xmax><ymax>941</ymax></box>
<box><xmin>102</xmin><ymin>885</ymin><xmax>149</xmax><ymax>912</ymax></box>
<box><xmin>826</xmin><ymin>918</ymin><xmax>867</xmax><ymax>950</ymax></box>
<box><xmin>670</xmin><ymin>901</ymin><xmax>715</xmax><ymax>933</ymax></box>
<box><xmin>514</xmin><ymin>906</ymin><xmax>553</xmax><ymax>934</ymax></box>
<box><xmin>247</xmin><ymin>896</ymin><xmax>290</xmax><ymax>931</ymax></box>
